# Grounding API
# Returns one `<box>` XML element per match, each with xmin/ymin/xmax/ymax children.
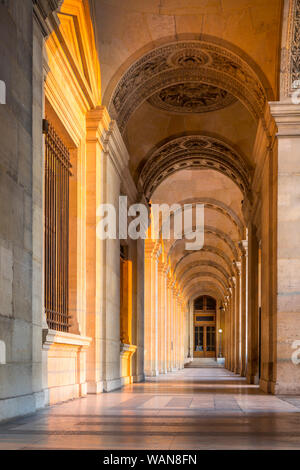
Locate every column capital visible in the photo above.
<box><xmin>233</xmin><ymin>261</ymin><xmax>241</xmax><ymax>276</ymax></box>
<box><xmin>239</xmin><ymin>239</ymin><xmax>248</xmax><ymax>256</ymax></box>
<box><xmin>158</xmin><ymin>261</ymin><xmax>169</xmax><ymax>276</ymax></box>
<box><xmin>145</xmin><ymin>240</ymin><xmax>161</xmax><ymax>260</ymax></box>
<box><xmin>86</xmin><ymin>106</ymin><xmax>111</xmax><ymax>148</ymax></box>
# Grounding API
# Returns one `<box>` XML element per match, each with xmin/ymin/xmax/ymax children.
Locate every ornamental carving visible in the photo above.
<box><xmin>148</xmin><ymin>83</ymin><xmax>236</xmax><ymax>114</ymax></box>
<box><xmin>138</xmin><ymin>134</ymin><xmax>251</xmax><ymax>199</ymax></box>
<box><xmin>291</xmin><ymin>0</ymin><xmax>300</xmax><ymax>87</ymax></box>
<box><xmin>109</xmin><ymin>41</ymin><xmax>267</xmax><ymax>133</ymax></box>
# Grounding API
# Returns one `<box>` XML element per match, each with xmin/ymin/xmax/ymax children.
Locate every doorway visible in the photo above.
<box><xmin>193</xmin><ymin>296</ymin><xmax>216</xmax><ymax>358</ymax></box>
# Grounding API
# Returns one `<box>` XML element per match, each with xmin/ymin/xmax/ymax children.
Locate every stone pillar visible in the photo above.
<box><xmin>171</xmin><ymin>282</ymin><xmax>176</xmax><ymax>370</ymax></box>
<box><xmin>157</xmin><ymin>260</ymin><xmax>168</xmax><ymax>374</ymax></box>
<box><xmin>234</xmin><ymin>263</ymin><xmax>241</xmax><ymax>374</ymax></box>
<box><xmin>172</xmin><ymin>287</ymin><xmax>177</xmax><ymax>370</ymax></box>
<box><xmin>230</xmin><ymin>282</ymin><xmax>235</xmax><ymax>372</ymax></box>
<box><xmin>189</xmin><ymin>300</ymin><xmax>194</xmax><ymax>360</ymax></box>
<box><xmin>144</xmin><ymin>241</ymin><xmax>161</xmax><ymax>376</ymax></box>
<box><xmin>240</xmin><ymin>241</ymin><xmax>248</xmax><ymax>376</ymax></box>
<box><xmin>93</xmin><ymin>119</ymin><xmax>130</xmax><ymax>392</ymax></box>
<box><xmin>131</xmin><ymin>237</ymin><xmax>145</xmax><ymax>383</ymax></box>
<box><xmin>270</xmin><ymin>103</ymin><xmax>300</xmax><ymax>393</ymax></box>
<box><xmin>166</xmin><ymin>277</ymin><xmax>173</xmax><ymax>372</ymax></box>
<box><xmin>224</xmin><ymin>298</ymin><xmax>230</xmax><ymax>368</ymax></box>
<box><xmin>85</xmin><ymin>107</ymin><xmax>110</xmax><ymax>394</ymax></box>
<box><xmin>246</xmin><ymin>223</ymin><xmax>259</xmax><ymax>385</ymax></box>
<box><xmin>178</xmin><ymin>297</ymin><xmax>183</xmax><ymax>369</ymax></box>
<box><xmin>175</xmin><ymin>289</ymin><xmax>180</xmax><ymax>370</ymax></box>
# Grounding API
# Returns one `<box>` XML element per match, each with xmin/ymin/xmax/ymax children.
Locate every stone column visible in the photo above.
<box><xmin>157</xmin><ymin>260</ymin><xmax>168</xmax><ymax>374</ymax></box>
<box><xmin>234</xmin><ymin>263</ymin><xmax>241</xmax><ymax>374</ymax></box>
<box><xmin>240</xmin><ymin>241</ymin><xmax>248</xmax><ymax>376</ymax></box>
<box><xmin>229</xmin><ymin>282</ymin><xmax>235</xmax><ymax>372</ymax></box>
<box><xmin>180</xmin><ymin>296</ymin><xmax>186</xmax><ymax>369</ymax></box>
<box><xmin>177</xmin><ymin>293</ymin><xmax>183</xmax><ymax>369</ymax></box>
<box><xmin>172</xmin><ymin>287</ymin><xmax>177</xmax><ymax>370</ymax></box>
<box><xmin>246</xmin><ymin>223</ymin><xmax>259</xmax><ymax>385</ymax></box>
<box><xmin>171</xmin><ymin>282</ymin><xmax>176</xmax><ymax>370</ymax></box>
<box><xmin>101</xmin><ymin>121</ymin><xmax>131</xmax><ymax>392</ymax></box>
<box><xmin>224</xmin><ymin>298</ymin><xmax>230</xmax><ymax>369</ymax></box>
<box><xmin>85</xmin><ymin>107</ymin><xmax>110</xmax><ymax>394</ymax></box>
<box><xmin>131</xmin><ymin>237</ymin><xmax>145</xmax><ymax>383</ymax></box>
<box><xmin>144</xmin><ymin>241</ymin><xmax>161</xmax><ymax>376</ymax></box>
<box><xmin>166</xmin><ymin>277</ymin><xmax>173</xmax><ymax>372</ymax></box>
<box><xmin>269</xmin><ymin>103</ymin><xmax>300</xmax><ymax>393</ymax></box>
<box><xmin>175</xmin><ymin>289</ymin><xmax>180</xmax><ymax>370</ymax></box>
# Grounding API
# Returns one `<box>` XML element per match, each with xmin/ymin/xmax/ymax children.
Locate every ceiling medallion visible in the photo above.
<box><xmin>148</xmin><ymin>82</ymin><xmax>236</xmax><ymax>114</ymax></box>
<box><xmin>167</xmin><ymin>49</ymin><xmax>210</xmax><ymax>67</ymax></box>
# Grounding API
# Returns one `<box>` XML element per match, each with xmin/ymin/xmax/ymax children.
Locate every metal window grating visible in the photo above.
<box><xmin>43</xmin><ymin>119</ymin><xmax>72</xmax><ymax>332</ymax></box>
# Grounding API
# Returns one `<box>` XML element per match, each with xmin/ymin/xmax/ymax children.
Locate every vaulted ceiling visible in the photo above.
<box><xmin>90</xmin><ymin>0</ymin><xmax>283</xmax><ymax>303</ymax></box>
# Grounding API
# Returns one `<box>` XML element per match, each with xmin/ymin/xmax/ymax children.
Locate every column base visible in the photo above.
<box><xmin>133</xmin><ymin>374</ymin><xmax>145</xmax><ymax>383</ymax></box>
<box><xmin>87</xmin><ymin>380</ymin><xmax>104</xmax><ymax>394</ymax></box>
<box><xmin>259</xmin><ymin>378</ymin><xmax>274</xmax><ymax>394</ymax></box>
<box><xmin>145</xmin><ymin>370</ymin><xmax>159</xmax><ymax>377</ymax></box>
<box><xmin>247</xmin><ymin>374</ymin><xmax>259</xmax><ymax>385</ymax></box>
<box><xmin>0</xmin><ymin>391</ymin><xmax>43</xmax><ymax>423</ymax></box>
<box><xmin>103</xmin><ymin>378</ymin><xmax>122</xmax><ymax>392</ymax></box>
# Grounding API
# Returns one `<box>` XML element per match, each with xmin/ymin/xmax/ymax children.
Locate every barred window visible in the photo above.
<box><xmin>43</xmin><ymin>119</ymin><xmax>72</xmax><ymax>332</ymax></box>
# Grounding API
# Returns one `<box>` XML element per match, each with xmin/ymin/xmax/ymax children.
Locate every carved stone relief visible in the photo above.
<box><xmin>109</xmin><ymin>41</ymin><xmax>267</xmax><ymax>133</ymax></box>
<box><xmin>138</xmin><ymin>134</ymin><xmax>251</xmax><ymax>199</ymax></box>
<box><xmin>148</xmin><ymin>83</ymin><xmax>236</xmax><ymax>114</ymax></box>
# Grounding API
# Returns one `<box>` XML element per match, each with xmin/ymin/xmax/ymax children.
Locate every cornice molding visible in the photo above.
<box><xmin>33</xmin><ymin>0</ymin><xmax>63</xmax><ymax>37</ymax></box>
<box><xmin>270</xmin><ymin>101</ymin><xmax>300</xmax><ymax>136</ymax></box>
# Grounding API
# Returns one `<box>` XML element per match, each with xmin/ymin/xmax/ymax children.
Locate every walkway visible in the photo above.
<box><xmin>1</xmin><ymin>368</ymin><xmax>300</xmax><ymax>450</ymax></box>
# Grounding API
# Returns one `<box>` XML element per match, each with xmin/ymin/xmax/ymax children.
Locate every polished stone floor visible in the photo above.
<box><xmin>1</xmin><ymin>367</ymin><xmax>300</xmax><ymax>450</ymax></box>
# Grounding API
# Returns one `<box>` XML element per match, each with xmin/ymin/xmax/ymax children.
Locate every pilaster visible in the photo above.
<box><xmin>269</xmin><ymin>102</ymin><xmax>300</xmax><ymax>393</ymax></box>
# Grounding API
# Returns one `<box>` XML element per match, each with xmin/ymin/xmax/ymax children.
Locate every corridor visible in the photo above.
<box><xmin>1</xmin><ymin>367</ymin><xmax>300</xmax><ymax>450</ymax></box>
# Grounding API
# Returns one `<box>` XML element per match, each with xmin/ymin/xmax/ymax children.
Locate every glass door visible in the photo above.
<box><xmin>206</xmin><ymin>326</ymin><xmax>216</xmax><ymax>356</ymax></box>
<box><xmin>194</xmin><ymin>326</ymin><xmax>204</xmax><ymax>356</ymax></box>
<box><xmin>193</xmin><ymin>296</ymin><xmax>217</xmax><ymax>358</ymax></box>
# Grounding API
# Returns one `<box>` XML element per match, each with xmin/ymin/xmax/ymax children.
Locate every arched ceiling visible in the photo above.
<box><xmin>91</xmin><ymin>0</ymin><xmax>282</xmax><ymax>101</ymax></box>
<box><xmin>138</xmin><ymin>133</ymin><xmax>252</xmax><ymax>198</ymax></box>
<box><xmin>151</xmin><ymin>169</ymin><xmax>244</xmax><ymax>302</ymax></box>
<box><xmin>90</xmin><ymin>0</ymin><xmax>283</xmax><ymax>303</ymax></box>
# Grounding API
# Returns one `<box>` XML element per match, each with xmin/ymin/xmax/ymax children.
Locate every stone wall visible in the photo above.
<box><xmin>0</xmin><ymin>0</ymin><xmax>44</xmax><ymax>421</ymax></box>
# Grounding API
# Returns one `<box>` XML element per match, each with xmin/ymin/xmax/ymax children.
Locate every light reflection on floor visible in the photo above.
<box><xmin>1</xmin><ymin>367</ymin><xmax>300</xmax><ymax>450</ymax></box>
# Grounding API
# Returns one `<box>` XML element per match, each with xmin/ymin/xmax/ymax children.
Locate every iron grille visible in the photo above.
<box><xmin>43</xmin><ymin>119</ymin><xmax>72</xmax><ymax>332</ymax></box>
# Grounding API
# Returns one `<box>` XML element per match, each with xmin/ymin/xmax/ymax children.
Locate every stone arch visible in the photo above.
<box><xmin>178</xmin><ymin>261</ymin><xmax>231</xmax><ymax>283</ymax></box>
<box><xmin>182</xmin><ymin>272</ymin><xmax>229</xmax><ymax>293</ymax></box>
<box><xmin>168</xmin><ymin>226</ymin><xmax>239</xmax><ymax>261</ymax></box>
<box><xmin>138</xmin><ymin>133</ymin><xmax>251</xmax><ymax>199</ymax></box>
<box><xmin>174</xmin><ymin>246</ymin><xmax>235</xmax><ymax>277</ymax></box>
<box><xmin>105</xmin><ymin>34</ymin><xmax>274</xmax><ymax>134</ymax></box>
